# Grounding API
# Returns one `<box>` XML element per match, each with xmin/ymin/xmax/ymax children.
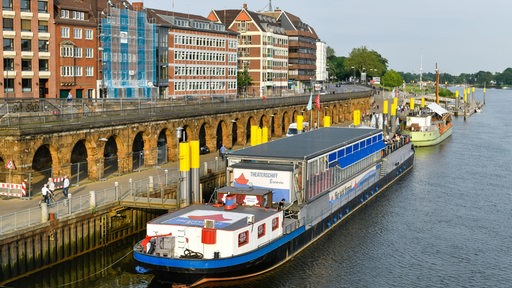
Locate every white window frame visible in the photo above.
<box><xmin>61</xmin><ymin>27</ymin><xmax>70</xmax><ymax>38</ymax></box>
<box><xmin>73</xmin><ymin>28</ymin><xmax>82</xmax><ymax>39</ymax></box>
<box><xmin>85</xmin><ymin>29</ymin><xmax>93</xmax><ymax>40</ymax></box>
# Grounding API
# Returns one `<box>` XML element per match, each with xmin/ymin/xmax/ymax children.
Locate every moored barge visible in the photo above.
<box><xmin>133</xmin><ymin>127</ymin><xmax>415</xmax><ymax>286</ymax></box>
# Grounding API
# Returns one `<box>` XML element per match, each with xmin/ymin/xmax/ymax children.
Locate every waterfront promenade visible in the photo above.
<box><xmin>0</xmin><ymin>147</ymin><xmax>227</xmax><ymax>234</ymax></box>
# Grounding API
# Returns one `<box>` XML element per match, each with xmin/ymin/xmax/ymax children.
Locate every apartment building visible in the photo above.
<box><xmin>316</xmin><ymin>40</ymin><xmax>328</xmax><ymax>82</ymax></box>
<box><xmin>261</xmin><ymin>9</ymin><xmax>319</xmax><ymax>93</ymax></box>
<box><xmin>1</xmin><ymin>0</ymin><xmax>56</xmax><ymax>98</ymax></box>
<box><xmin>55</xmin><ymin>0</ymin><xmax>98</xmax><ymax>99</ymax></box>
<box><xmin>147</xmin><ymin>7</ymin><xmax>239</xmax><ymax>99</ymax></box>
<box><xmin>98</xmin><ymin>1</ymin><xmax>157</xmax><ymax>99</ymax></box>
<box><xmin>209</xmin><ymin>4</ymin><xmax>289</xmax><ymax>97</ymax></box>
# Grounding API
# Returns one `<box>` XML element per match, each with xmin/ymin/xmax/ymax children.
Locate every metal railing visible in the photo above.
<box><xmin>0</xmin><ymin>158</ymin><xmax>227</xmax><ymax>235</ymax></box>
<box><xmin>0</xmin><ymin>87</ymin><xmax>371</xmax><ymax>135</ymax></box>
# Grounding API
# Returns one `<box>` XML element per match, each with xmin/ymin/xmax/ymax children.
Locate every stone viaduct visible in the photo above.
<box><xmin>0</xmin><ymin>90</ymin><xmax>372</xmax><ymax>189</ymax></box>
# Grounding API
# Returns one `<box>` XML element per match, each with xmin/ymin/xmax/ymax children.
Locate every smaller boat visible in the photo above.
<box><xmin>402</xmin><ymin>63</ymin><xmax>453</xmax><ymax>147</ymax></box>
<box><xmin>402</xmin><ymin>102</ymin><xmax>453</xmax><ymax>147</ymax></box>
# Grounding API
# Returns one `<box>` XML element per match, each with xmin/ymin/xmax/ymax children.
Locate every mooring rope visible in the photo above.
<box><xmin>58</xmin><ymin>250</ymin><xmax>133</xmax><ymax>287</ymax></box>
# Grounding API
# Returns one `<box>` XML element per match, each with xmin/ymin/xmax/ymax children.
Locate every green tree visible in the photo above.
<box><xmin>381</xmin><ymin>69</ymin><xmax>403</xmax><ymax>88</ymax></box>
<box><xmin>474</xmin><ymin>71</ymin><xmax>493</xmax><ymax>86</ymax></box>
<box><xmin>495</xmin><ymin>68</ymin><xmax>512</xmax><ymax>85</ymax></box>
<box><xmin>237</xmin><ymin>67</ymin><xmax>252</xmax><ymax>97</ymax></box>
<box><xmin>344</xmin><ymin>46</ymin><xmax>388</xmax><ymax>81</ymax></box>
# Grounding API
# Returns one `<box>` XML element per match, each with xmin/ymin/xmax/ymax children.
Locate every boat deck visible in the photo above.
<box><xmin>149</xmin><ymin>204</ymin><xmax>281</xmax><ymax>231</ymax></box>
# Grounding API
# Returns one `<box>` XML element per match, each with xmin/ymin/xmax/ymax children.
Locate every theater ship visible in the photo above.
<box><xmin>133</xmin><ymin>127</ymin><xmax>415</xmax><ymax>286</ymax></box>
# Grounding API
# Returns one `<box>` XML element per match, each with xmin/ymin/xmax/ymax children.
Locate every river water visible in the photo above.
<box><xmin>9</xmin><ymin>88</ymin><xmax>512</xmax><ymax>288</ymax></box>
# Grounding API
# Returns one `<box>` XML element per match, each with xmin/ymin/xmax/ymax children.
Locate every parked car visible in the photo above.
<box><xmin>200</xmin><ymin>145</ymin><xmax>210</xmax><ymax>154</ymax></box>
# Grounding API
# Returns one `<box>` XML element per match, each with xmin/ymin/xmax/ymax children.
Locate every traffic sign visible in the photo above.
<box><xmin>6</xmin><ymin>160</ymin><xmax>15</xmax><ymax>170</ymax></box>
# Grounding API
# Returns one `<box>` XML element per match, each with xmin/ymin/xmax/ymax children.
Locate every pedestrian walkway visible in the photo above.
<box><xmin>0</xmin><ymin>147</ymin><xmax>228</xmax><ymax>218</ymax></box>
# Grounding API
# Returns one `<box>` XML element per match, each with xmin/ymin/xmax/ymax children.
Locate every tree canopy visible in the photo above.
<box><xmin>381</xmin><ymin>69</ymin><xmax>403</xmax><ymax>88</ymax></box>
<box><xmin>328</xmin><ymin>46</ymin><xmax>511</xmax><ymax>87</ymax></box>
<box><xmin>344</xmin><ymin>46</ymin><xmax>388</xmax><ymax>78</ymax></box>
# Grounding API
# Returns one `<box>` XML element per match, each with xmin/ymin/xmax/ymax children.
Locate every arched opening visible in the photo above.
<box><xmin>270</xmin><ymin>115</ymin><xmax>275</xmax><ymax>138</ymax></box>
<box><xmin>0</xmin><ymin>157</ymin><xmax>6</xmax><ymax>183</ymax></box>
<box><xmin>103</xmin><ymin>136</ymin><xmax>118</xmax><ymax>178</ymax></box>
<box><xmin>32</xmin><ymin>145</ymin><xmax>53</xmax><ymax>192</ymax></box>
<box><xmin>70</xmin><ymin>140</ymin><xmax>88</xmax><ymax>183</ymax></box>
<box><xmin>132</xmin><ymin>132</ymin><xmax>144</xmax><ymax>171</ymax></box>
<box><xmin>231</xmin><ymin>120</ymin><xmax>238</xmax><ymax>147</ymax></box>
<box><xmin>157</xmin><ymin>129</ymin><xmax>168</xmax><ymax>164</ymax></box>
<box><xmin>281</xmin><ymin>112</ymin><xmax>290</xmax><ymax>135</ymax></box>
<box><xmin>198</xmin><ymin>124</ymin><xmax>210</xmax><ymax>154</ymax></box>
<box><xmin>216</xmin><ymin>122</ymin><xmax>223</xmax><ymax>151</ymax></box>
<box><xmin>245</xmin><ymin>117</ymin><xmax>254</xmax><ymax>144</ymax></box>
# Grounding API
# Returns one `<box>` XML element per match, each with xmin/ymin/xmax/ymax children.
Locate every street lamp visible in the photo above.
<box><xmin>351</xmin><ymin>66</ymin><xmax>355</xmax><ymax>83</ymax></box>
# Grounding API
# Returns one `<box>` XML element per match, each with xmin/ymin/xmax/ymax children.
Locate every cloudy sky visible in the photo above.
<box><xmin>139</xmin><ymin>0</ymin><xmax>511</xmax><ymax>75</ymax></box>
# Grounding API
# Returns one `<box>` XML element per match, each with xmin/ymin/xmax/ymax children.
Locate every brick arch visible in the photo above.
<box><xmin>216</xmin><ymin>120</ymin><xmax>230</xmax><ymax>150</ymax></box>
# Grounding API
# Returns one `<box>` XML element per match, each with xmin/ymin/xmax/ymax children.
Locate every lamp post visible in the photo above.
<box><xmin>351</xmin><ymin>66</ymin><xmax>355</xmax><ymax>83</ymax></box>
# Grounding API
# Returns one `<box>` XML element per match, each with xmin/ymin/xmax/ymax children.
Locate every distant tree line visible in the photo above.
<box><xmin>327</xmin><ymin>46</ymin><xmax>512</xmax><ymax>87</ymax></box>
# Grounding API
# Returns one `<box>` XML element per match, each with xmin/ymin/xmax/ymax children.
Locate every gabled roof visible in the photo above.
<box><xmin>259</xmin><ymin>9</ymin><xmax>319</xmax><ymax>39</ymax></box>
<box><xmin>213</xmin><ymin>7</ymin><xmax>286</xmax><ymax>35</ymax></box>
<box><xmin>145</xmin><ymin>8</ymin><xmax>237</xmax><ymax>36</ymax></box>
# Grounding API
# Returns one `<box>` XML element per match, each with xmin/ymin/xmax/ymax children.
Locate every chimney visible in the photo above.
<box><xmin>132</xmin><ymin>2</ymin><xmax>143</xmax><ymax>11</ymax></box>
<box><xmin>243</xmin><ymin>3</ymin><xmax>247</xmax><ymax>10</ymax></box>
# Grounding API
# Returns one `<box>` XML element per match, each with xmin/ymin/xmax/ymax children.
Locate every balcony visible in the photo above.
<box><xmin>2</xmin><ymin>10</ymin><xmax>15</xmax><ymax>18</ymax></box>
<box><xmin>21</xmin><ymin>51</ymin><xmax>34</xmax><ymax>58</ymax></box>
<box><xmin>39</xmin><ymin>52</ymin><xmax>51</xmax><ymax>59</ymax></box>
<box><xmin>21</xmin><ymin>71</ymin><xmax>35</xmax><ymax>77</ymax></box>
<box><xmin>21</xmin><ymin>31</ymin><xmax>34</xmax><ymax>39</ymax></box>
<box><xmin>38</xmin><ymin>13</ymin><xmax>50</xmax><ymax>21</ymax></box>
<box><xmin>3</xmin><ymin>51</ymin><xmax>16</xmax><ymax>58</ymax></box>
<box><xmin>3</xmin><ymin>71</ymin><xmax>17</xmax><ymax>78</ymax></box>
<box><xmin>38</xmin><ymin>32</ymin><xmax>50</xmax><ymax>39</ymax></box>
<box><xmin>3</xmin><ymin>31</ymin><xmax>16</xmax><ymax>38</ymax></box>
<box><xmin>39</xmin><ymin>71</ymin><xmax>51</xmax><ymax>78</ymax></box>
<box><xmin>20</xmin><ymin>12</ymin><xmax>34</xmax><ymax>19</ymax></box>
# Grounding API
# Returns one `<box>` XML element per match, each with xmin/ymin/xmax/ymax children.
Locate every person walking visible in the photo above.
<box><xmin>62</xmin><ymin>175</ymin><xmax>70</xmax><ymax>198</ymax></box>
<box><xmin>220</xmin><ymin>144</ymin><xmax>227</xmax><ymax>160</ymax></box>
<box><xmin>41</xmin><ymin>184</ymin><xmax>50</xmax><ymax>206</ymax></box>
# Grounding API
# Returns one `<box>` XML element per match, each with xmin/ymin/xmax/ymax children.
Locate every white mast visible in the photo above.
<box><xmin>419</xmin><ymin>55</ymin><xmax>423</xmax><ymax>92</ymax></box>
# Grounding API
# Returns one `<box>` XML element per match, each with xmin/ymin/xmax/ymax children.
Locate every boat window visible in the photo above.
<box><xmin>353</xmin><ymin>142</ymin><xmax>359</xmax><ymax>151</ymax></box>
<box><xmin>346</xmin><ymin>146</ymin><xmax>352</xmax><ymax>154</ymax></box>
<box><xmin>238</xmin><ymin>231</ymin><xmax>249</xmax><ymax>247</ymax></box>
<box><xmin>360</xmin><ymin>141</ymin><xmax>366</xmax><ymax>148</ymax></box>
<box><xmin>366</xmin><ymin>138</ymin><xmax>372</xmax><ymax>146</ymax></box>
<box><xmin>328</xmin><ymin>152</ymin><xmax>336</xmax><ymax>162</ymax></box>
<box><xmin>272</xmin><ymin>217</ymin><xmax>279</xmax><ymax>231</ymax></box>
<box><xmin>337</xmin><ymin>148</ymin><xmax>345</xmax><ymax>158</ymax></box>
<box><xmin>258</xmin><ymin>223</ymin><xmax>266</xmax><ymax>238</ymax></box>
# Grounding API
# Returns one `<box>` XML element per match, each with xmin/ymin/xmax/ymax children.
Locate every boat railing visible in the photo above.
<box><xmin>283</xmin><ymin>217</ymin><xmax>305</xmax><ymax>235</ymax></box>
<box><xmin>383</xmin><ymin>135</ymin><xmax>411</xmax><ymax>157</ymax></box>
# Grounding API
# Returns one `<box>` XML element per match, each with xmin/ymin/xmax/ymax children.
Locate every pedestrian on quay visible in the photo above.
<box><xmin>40</xmin><ymin>184</ymin><xmax>50</xmax><ymax>206</ymax></box>
<box><xmin>47</xmin><ymin>177</ymin><xmax>55</xmax><ymax>195</ymax></box>
<box><xmin>220</xmin><ymin>144</ymin><xmax>227</xmax><ymax>160</ymax></box>
<box><xmin>62</xmin><ymin>175</ymin><xmax>70</xmax><ymax>198</ymax></box>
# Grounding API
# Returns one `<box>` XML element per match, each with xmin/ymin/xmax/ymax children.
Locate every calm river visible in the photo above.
<box><xmin>9</xmin><ymin>88</ymin><xmax>512</xmax><ymax>288</ymax></box>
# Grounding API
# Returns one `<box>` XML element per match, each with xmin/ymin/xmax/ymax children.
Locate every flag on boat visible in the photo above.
<box><xmin>315</xmin><ymin>94</ymin><xmax>321</xmax><ymax>110</ymax></box>
<box><xmin>306</xmin><ymin>93</ymin><xmax>312</xmax><ymax>111</ymax></box>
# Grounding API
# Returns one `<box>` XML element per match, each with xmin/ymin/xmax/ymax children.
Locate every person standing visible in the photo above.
<box><xmin>62</xmin><ymin>175</ymin><xmax>70</xmax><ymax>198</ymax></box>
<box><xmin>47</xmin><ymin>177</ymin><xmax>55</xmax><ymax>195</ymax></box>
<box><xmin>67</xmin><ymin>92</ymin><xmax>73</xmax><ymax>103</ymax></box>
<box><xmin>220</xmin><ymin>144</ymin><xmax>227</xmax><ymax>160</ymax></box>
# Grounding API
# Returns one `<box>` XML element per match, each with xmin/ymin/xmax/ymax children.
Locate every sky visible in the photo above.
<box><xmin>138</xmin><ymin>0</ymin><xmax>511</xmax><ymax>75</ymax></box>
